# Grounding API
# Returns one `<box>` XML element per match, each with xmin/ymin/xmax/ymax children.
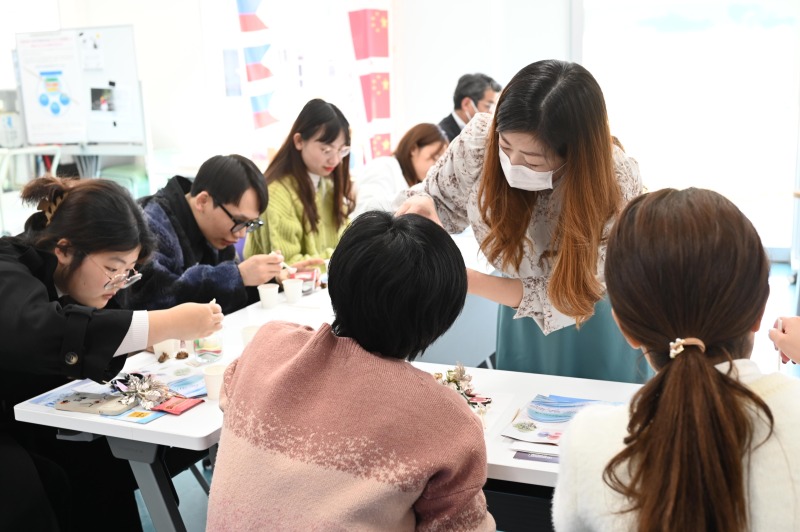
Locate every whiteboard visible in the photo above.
<box><xmin>15</xmin><ymin>26</ymin><xmax>145</xmax><ymax>145</ymax></box>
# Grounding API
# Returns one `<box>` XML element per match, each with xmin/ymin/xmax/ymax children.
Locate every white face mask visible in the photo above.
<box><xmin>465</xmin><ymin>100</ymin><xmax>479</xmax><ymax>121</ymax></box>
<box><xmin>498</xmin><ymin>147</ymin><xmax>563</xmax><ymax>191</ymax></box>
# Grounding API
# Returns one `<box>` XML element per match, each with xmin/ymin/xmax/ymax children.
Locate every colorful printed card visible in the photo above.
<box><xmin>109</xmin><ymin>408</ymin><xmax>167</xmax><ymax>424</ymax></box>
<box><xmin>501</xmin><ymin>394</ymin><xmax>615</xmax><ymax>446</ymax></box>
<box><xmin>152</xmin><ymin>396</ymin><xmax>204</xmax><ymax>415</ymax></box>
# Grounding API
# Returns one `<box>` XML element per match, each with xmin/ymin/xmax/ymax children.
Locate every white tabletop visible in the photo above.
<box><xmin>15</xmin><ymin>287</ymin><xmax>641</xmax><ymax>487</ymax></box>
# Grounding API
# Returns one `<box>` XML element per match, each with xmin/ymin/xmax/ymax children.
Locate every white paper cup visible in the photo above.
<box><xmin>152</xmin><ymin>339</ymin><xmax>180</xmax><ymax>358</ymax></box>
<box><xmin>241</xmin><ymin>325</ymin><xmax>260</xmax><ymax>347</ymax></box>
<box><xmin>258</xmin><ymin>282</ymin><xmax>279</xmax><ymax>309</ymax></box>
<box><xmin>203</xmin><ymin>364</ymin><xmax>228</xmax><ymax>400</ymax></box>
<box><xmin>283</xmin><ymin>278</ymin><xmax>304</xmax><ymax>304</ymax></box>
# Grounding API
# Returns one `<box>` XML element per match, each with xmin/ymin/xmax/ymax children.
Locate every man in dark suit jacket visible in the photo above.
<box><xmin>438</xmin><ymin>73</ymin><xmax>502</xmax><ymax>142</ymax></box>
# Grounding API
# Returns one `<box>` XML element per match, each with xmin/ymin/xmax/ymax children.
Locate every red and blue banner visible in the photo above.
<box><xmin>244</xmin><ymin>44</ymin><xmax>272</xmax><ymax>81</ymax></box>
<box><xmin>251</xmin><ymin>92</ymin><xmax>277</xmax><ymax>128</ymax></box>
<box><xmin>237</xmin><ymin>0</ymin><xmax>267</xmax><ymax>32</ymax></box>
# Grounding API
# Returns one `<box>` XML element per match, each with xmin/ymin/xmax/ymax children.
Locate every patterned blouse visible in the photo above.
<box><xmin>403</xmin><ymin>113</ymin><xmax>642</xmax><ymax>335</ymax></box>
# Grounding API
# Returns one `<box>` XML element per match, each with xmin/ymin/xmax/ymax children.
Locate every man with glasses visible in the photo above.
<box><xmin>128</xmin><ymin>154</ymin><xmax>285</xmax><ymax>313</ymax></box>
<box><xmin>437</xmin><ymin>73</ymin><xmax>502</xmax><ymax>143</ymax></box>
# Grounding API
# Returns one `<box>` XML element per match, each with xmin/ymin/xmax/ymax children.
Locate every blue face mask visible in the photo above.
<box><xmin>498</xmin><ymin>147</ymin><xmax>564</xmax><ymax>191</ymax></box>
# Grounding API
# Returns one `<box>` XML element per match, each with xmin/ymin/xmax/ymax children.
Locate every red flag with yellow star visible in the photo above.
<box><xmin>370</xmin><ymin>133</ymin><xmax>392</xmax><ymax>158</ymax></box>
<box><xmin>349</xmin><ymin>9</ymin><xmax>389</xmax><ymax>60</ymax></box>
<box><xmin>360</xmin><ymin>72</ymin><xmax>390</xmax><ymax>122</ymax></box>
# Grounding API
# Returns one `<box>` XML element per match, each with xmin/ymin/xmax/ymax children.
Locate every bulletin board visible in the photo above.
<box><xmin>15</xmin><ymin>26</ymin><xmax>145</xmax><ymax>145</ymax></box>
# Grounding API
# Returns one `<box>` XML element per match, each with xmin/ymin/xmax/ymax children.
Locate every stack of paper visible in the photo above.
<box><xmin>502</xmin><ymin>394</ymin><xmax>612</xmax><ymax>462</ymax></box>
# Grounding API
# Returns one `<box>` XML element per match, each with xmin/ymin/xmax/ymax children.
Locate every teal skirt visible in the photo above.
<box><xmin>496</xmin><ymin>298</ymin><xmax>653</xmax><ymax>384</ymax></box>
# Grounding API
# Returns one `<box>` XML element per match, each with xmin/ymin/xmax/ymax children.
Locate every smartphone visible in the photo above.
<box><xmin>98</xmin><ymin>396</ymin><xmax>135</xmax><ymax>416</ymax></box>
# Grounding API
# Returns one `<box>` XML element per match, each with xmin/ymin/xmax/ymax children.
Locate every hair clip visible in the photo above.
<box><xmin>669</xmin><ymin>337</ymin><xmax>706</xmax><ymax>359</ymax></box>
<box><xmin>42</xmin><ymin>192</ymin><xmax>67</xmax><ymax>226</ymax></box>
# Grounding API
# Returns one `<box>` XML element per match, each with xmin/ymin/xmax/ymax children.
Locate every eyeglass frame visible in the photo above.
<box><xmin>319</xmin><ymin>143</ymin><xmax>351</xmax><ymax>159</ymax></box>
<box><xmin>87</xmin><ymin>255</ymin><xmax>142</xmax><ymax>291</ymax></box>
<box><xmin>214</xmin><ymin>199</ymin><xmax>264</xmax><ymax>234</ymax></box>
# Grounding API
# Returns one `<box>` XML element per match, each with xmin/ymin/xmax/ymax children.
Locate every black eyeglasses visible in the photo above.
<box><xmin>215</xmin><ymin>201</ymin><xmax>264</xmax><ymax>234</ymax></box>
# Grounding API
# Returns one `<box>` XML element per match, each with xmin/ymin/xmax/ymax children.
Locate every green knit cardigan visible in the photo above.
<box><xmin>244</xmin><ymin>176</ymin><xmax>347</xmax><ymax>271</ymax></box>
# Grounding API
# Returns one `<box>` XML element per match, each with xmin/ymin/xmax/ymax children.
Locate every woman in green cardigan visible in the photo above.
<box><xmin>245</xmin><ymin>99</ymin><xmax>353</xmax><ymax>269</ymax></box>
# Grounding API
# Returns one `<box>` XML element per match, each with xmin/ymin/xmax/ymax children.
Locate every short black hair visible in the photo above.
<box><xmin>453</xmin><ymin>73</ymin><xmax>502</xmax><ymax>109</ymax></box>
<box><xmin>328</xmin><ymin>211</ymin><xmax>467</xmax><ymax>361</ymax></box>
<box><xmin>190</xmin><ymin>154</ymin><xmax>268</xmax><ymax>212</ymax></box>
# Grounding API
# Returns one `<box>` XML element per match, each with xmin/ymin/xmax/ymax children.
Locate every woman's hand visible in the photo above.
<box><xmin>148</xmin><ymin>302</ymin><xmax>224</xmax><ymax>345</ymax></box>
<box><xmin>395</xmin><ymin>195</ymin><xmax>442</xmax><ymax>226</ymax></box>
<box><xmin>768</xmin><ymin>316</ymin><xmax>800</xmax><ymax>364</ymax></box>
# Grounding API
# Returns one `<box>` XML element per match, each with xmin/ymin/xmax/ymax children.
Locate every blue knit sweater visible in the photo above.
<box><xmin>127</xmin><ymin>176</ymin><xmax>254</xmax><ymax>313</ymax></box>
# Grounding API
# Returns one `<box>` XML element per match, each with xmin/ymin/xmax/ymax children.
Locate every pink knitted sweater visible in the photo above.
<box><xmin>207</xmin><ymin>321</ymin><xmax>495</xmax><ymax>531</ymax></box>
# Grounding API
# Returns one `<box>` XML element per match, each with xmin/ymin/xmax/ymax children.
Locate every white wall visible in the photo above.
<box><xmin>1</xmin><ymin>0</ymin><xmax>573</xmax><ymax>172</ymax></box>
<box><xmin>0</xmin><ymin>0</ymin><xmax>60</xmax><ymax>92</ymax></box>
<box><xmin>57</xmin><ymin>0</ymin><xmax>207</xmax><ymax>153</ymax></box>
<box><xmin>391</xmin><ymin>0</ymin><xmax>571</xmax><ymax>137</ymax></box>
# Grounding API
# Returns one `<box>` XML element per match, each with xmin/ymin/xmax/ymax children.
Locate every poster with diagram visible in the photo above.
<box><xmin>16</xmin><ymin>26</ymin><xmax>144</xmax><ymax>145</ymax></box>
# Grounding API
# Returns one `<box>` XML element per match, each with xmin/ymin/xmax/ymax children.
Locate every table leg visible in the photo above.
<box><xmin>107</xmin><ymin>436</ymin><xmax>187</xmax><ymax>532</ymax></box>
<box><xmin>0</xmin><ymin>154</ymin><xmax>10</xmax><ymax>235</ymax></box>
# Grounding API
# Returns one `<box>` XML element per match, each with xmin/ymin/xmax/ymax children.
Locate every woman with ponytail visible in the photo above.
<box><xmin>0</xmin><ymin>176</ymin><xmax>223</xmax><ymax>530</ymax></box>
<box><xmin>553</xmin><ymin>188</ymin><xmax>800</xmax><ymax>531</ymax></box>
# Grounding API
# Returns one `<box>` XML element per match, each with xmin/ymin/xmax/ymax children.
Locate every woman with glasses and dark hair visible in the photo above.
<box><xmin>0</xmin><ymin>176</ymin><xmax>222</xmax><ymax>530</ymax></box>
<box><xmin>397</xmin><ymin>59</ymin><xmax>648</xmax><ymax>383</ymax></box>
<box><xmin>245</xmin><ymin>98</ymin><xmax>353</xmax><ymax>270</ymax></box>
<box><xmin>130</xmin><ymin>154</ymin><xmax>318</xmax><ymax>314</ymax></box>
<box><xmin>351</xmin><ymin>123</ymin><xmax>448</xmax><ymax>218</ymax></box>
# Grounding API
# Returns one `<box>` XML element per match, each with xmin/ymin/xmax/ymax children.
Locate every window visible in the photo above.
<box><xmin>582</xmin><ymin>0</ymin><xmax>800</xmax><ymax>252</ymax></box>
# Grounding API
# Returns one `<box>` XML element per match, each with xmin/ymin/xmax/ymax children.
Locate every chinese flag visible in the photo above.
<box><xmin>360</xmin><ymin>72</ymin><xmax>390</xmax><ymax>122</ymax></box>
<box><xmin>370</xmin><ymin>133</ymin><xmax>392</xmax><ymax>158</ymax></box>
<box><xmin>349</xmin><ymin>9</ymin><xmax>389</xmax><ymax>60</ymax></box>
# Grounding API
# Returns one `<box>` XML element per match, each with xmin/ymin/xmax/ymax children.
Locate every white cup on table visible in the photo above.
<box><xmin>241</xmin><ymin>325</ymin><xmax>260</xmax><ymax>347</ymax></box>
<box><xmin>203</xmin><ymin>364</ymin><xmax>228</xmax><ymax>400</ymax></box>
<box><xmin>257</xmin><ymin>282</ymin><xmax>279</xmax><ymax>309</ymax></box>
<box><xmin>282</xmin><ymin>278</ymin><xmax>303</xmax><ymax>304</ymax></box>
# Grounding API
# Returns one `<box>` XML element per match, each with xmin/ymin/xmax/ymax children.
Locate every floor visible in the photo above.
<box><xmin>137</xmin><ymin>462</ymin><xmax>212</xmax><ymax>532</ymax></box>
<box><xmin>136</xmin><ymin>264</ymin><xmax>800</xmax><ymax>532</ymax></box>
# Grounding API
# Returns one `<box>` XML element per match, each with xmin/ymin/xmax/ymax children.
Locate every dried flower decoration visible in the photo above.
<box><xmin>432</xmin><ymin>363</ymin><xmax>491</xmax><ymax>406</ymax></box>
<box><xmin>433</xmin><ymin>363</ymin><xmax>491</xmax><ymax>430</ymax></box>
<box><xmin>109</xmin><ymin>372</ymin><xmax>174</xmax><ymax>410</ymax></box>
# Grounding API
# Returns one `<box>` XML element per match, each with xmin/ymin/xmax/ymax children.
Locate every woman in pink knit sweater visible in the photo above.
<box><xmin>207</xmin><ymin>211</ymin><xmax>496</xmax><ymax>531</ymax></box>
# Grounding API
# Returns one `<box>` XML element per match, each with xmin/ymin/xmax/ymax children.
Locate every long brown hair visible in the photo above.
<box><xmin>604</xmin><ymin>188</ymin><xmax>773</xmax><ymax>532</ymax></box>
<box><xmin>264</xmin><ymin>98</ymin><xmax>352</xmax><ymax>232</ymax></box>
<box><xmin>478</xmin><ymin>60</ymin><xmax>620</xmax><ymax>324</ymax></box>
<box><xmin>394</xmin><ymin>123</ymin><xmax>447</xmax><ymax>187</ymax></box>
